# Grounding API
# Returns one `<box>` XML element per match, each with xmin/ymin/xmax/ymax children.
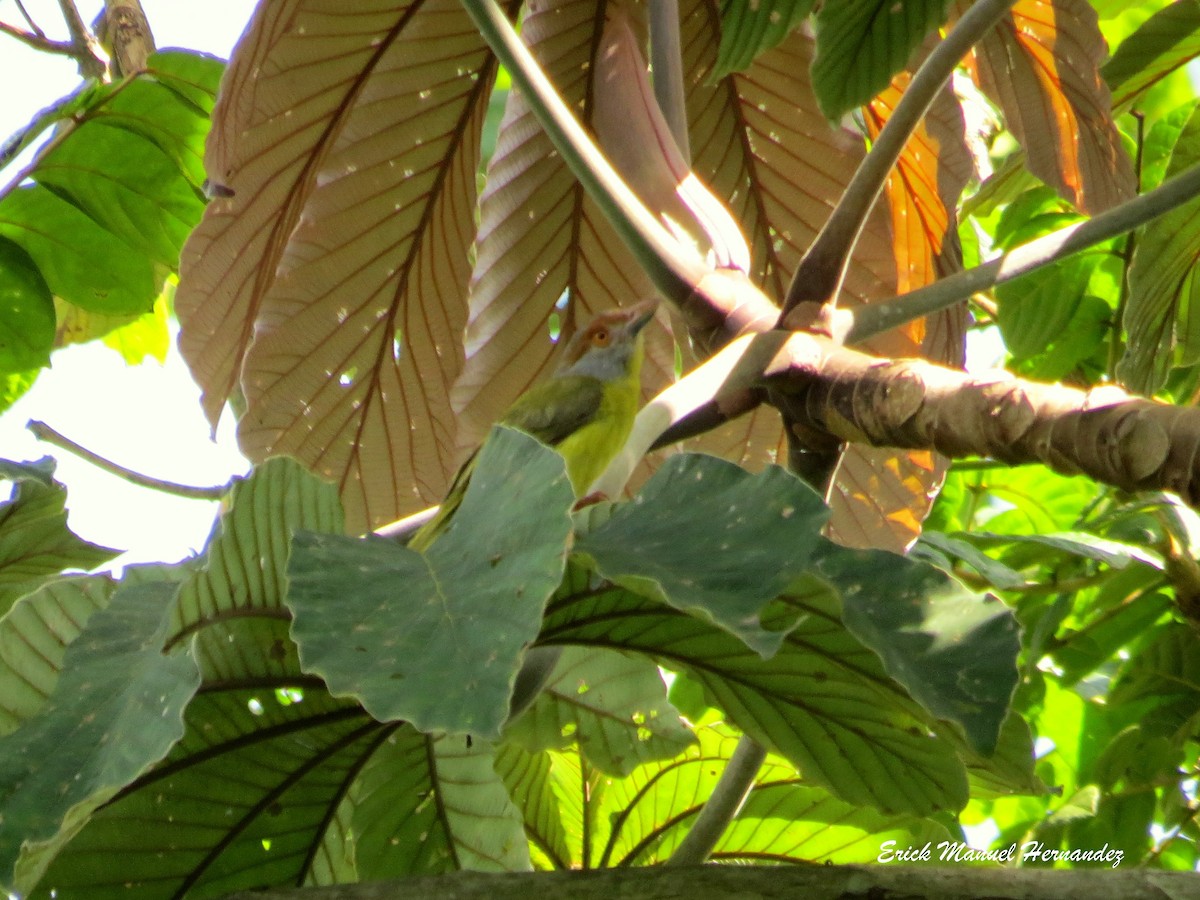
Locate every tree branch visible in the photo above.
<box><xmin>764</xmin><ymin>333</ymin><xmax>1200</xmax><ymax>504</ymax></box>
<box><xmin>0</xmin><ymin>19</ymin><xmax>75</xmax><ymax>55</ymax></box>
<box><xmin>27</xmin><ymin>420</ymin><xmax>232</xmax><ymax>500</ymax></box>
<box><xmin>14</xmin><ymin>0</ymin><xmax>46</xmax><ymax>36</ymax></box>
<box><xmin>781</xmin><ymin>0</ymin><xmax>1018</xmax><ymax>318</ymax></box>
<box><xmin>222</xmin><ymin>864</ymin><xmax>1199</xmax><ymax>900</ymax></box>
<box><xmin>95</xmin><ymin>0</ymin><xmax>155</xmax><ymax>77</ymax></box>
<box><xmin>847</xmin><ymin>161</ymin><xmax>1200</xmax><ymax>344</ymax></box>
<box><xmin>55</xmin><ymin>0</ymin><xmax>106</xmax><ymax>78</ymax></box>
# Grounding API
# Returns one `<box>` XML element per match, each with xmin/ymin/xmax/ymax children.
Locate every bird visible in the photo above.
<box><xmin>409</xmin><ymin>297</ymin><xmax>658</xmax><ymax>552</ymax></box>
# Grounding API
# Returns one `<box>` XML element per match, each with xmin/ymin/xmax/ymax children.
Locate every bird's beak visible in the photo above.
<box><xmin>625</xmin><ymin>298</ymin><xmax>659</xmax><ymax>337</ymax></box>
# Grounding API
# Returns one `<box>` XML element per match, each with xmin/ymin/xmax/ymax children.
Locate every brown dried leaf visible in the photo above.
<box><xmin>451</xmin><ymin>0</ymin><xmax>679</xmax><ymax>459</ymax></box>
<box><xmin>179</xmin><ymin>0</ymin><xmax>511</xmax><ymax>532</ymax></box>
<box><xmin>179</xmin><ymin>1</ymin><xmax>406</xmax><ymax>428</ymax></box>
<box><xmin>968</xmin><ymin>0</ymin><xmax>1134</xmax><ymax>214</ymax></box>
<box><xmin>826</xmin><ymin>73</ymin><xmax>971</xmax><ymax>553</ymax></box>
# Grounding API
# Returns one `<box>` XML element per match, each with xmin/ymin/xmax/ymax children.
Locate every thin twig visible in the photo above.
<box><xmin>14</xmin><ymin>0</ymin><xmax>45</xmax><ymax>36</ymax></box>
<box><xmin>847</xmin><ymin>162</ymin><xmax>1200</xmax><ymax>344</ymax></box>
<box><xmin>782</xmin><ymin>0</ymin><xmax>1019</xmax><ymax>318</ymax></box>
<box><xmin>27</xmin><ymin>420</ymin><xmax>233</xmax><ymax>500</ymax></box>
<box><xmin>55</xmin><ymin>0</ymin><xmax>106</xmax><ymax>77</ymax></box>
<box><xmin>0</xmin><ymin>19</ymin><xmax>74</xmax><ymax>54</ymax></box>
<box><xmin>0</xmin><ymin>73</ymin><xmax>136</xmax><ymax>201</ymax></box>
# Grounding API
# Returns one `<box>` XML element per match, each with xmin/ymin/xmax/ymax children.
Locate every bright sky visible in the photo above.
<box><xmin>0</xmin><ymin>1</ymin><xmax>257</xmax><ymax>567</ymax></box>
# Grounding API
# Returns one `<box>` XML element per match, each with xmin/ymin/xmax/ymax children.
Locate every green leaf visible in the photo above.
<box><xmin>350</xmin><ymin>732</ymin><xmax>532</xmax><ymax>877</ymax></box>
<box><xmin>962</xmin><ymin>712</ymin><xmax>1046</xmax><ymax>799</ymax></box>
<box><xmin>505</xmin><ymin>646</ymin><xmax>695</xmax><ymax>776</ymax></box>
<box><xmin>961</xmin><ymin>530</ymin><xmax>1164</xmax><ymax>571</ymax></box>
<box><xmin>287</xmin><ymin>428</ymin><xmax>574</xmax><ymax>738</ymax></box>
<box><xmin>811</xmin><ymin>0</ymin><xmax>950</xmax><ymax>119</ymax></box>
<box><xmin>0</xmin><ymin>81</ymin><xmax>112</xmax><ymax>171</ymax></box>
<box><xmin>0</xmin><ymin>50</ymin><xmax>220</xmax><ymax>329</ymax></box>
<box><xmin>1111</xmin><ymin>622</ymin><xmax>1200</xmax><ymax>712</ymax></box>
<box><xmin>31</xmin><ymin>687</ymin><xmax>379</xmax><ymax>897</ymax></box>
<box><xmin>101</xmin><ymin>292</ymin><xmax>171</xmax><ymax>364</ymax></box>
<box><xmin>0</xmin><ymin>458</ymin><xmax>118</xmax><ymax>615</ymax></box>
<box><xmin>518</xmin><ymin>724</ymin><xmax>951</xmax><ymax>867</ymax></box>
<box><xmin>712</xmin><ymin>0</ymin><xmax>814</xmax><ymax>79</ymax></box>
<box><xmin>543</xmin><ymin>572</ymin><xmax>969</xmax><ymax>816</ymax></box>
<box><xmin>0</xmin><ymin>368</ymin><xmax>38</xmax><ymax>415</ymax></box>
<box><xmin>915</xmin><ymin>532</ymin><xmax>1027</xmax><ymax>591</ymax></box>
<box><xmin>1120</xmin><ymin>103</ymin><xmax>1200</xmax><ymax>394</ymax></box>
<box><xmin>0</xmin><ymin>580</ymin><xmax>200</xmax><ymax>893</ymax></box>
<box><xmin>1141</xmin><ymin>101</ymin><xmax>1200</xmax><ymax>192</ymax></box>
<box><xmin>0</xmin><ymin>238</ymin><xmax>53</xmax><ymax>374</ymax></box>
<box><xmin>171</xmin><ymin>457</ymin><xmax>341</xmax><ymax>684</ymax></box>
<box><xmin>1103</xmin><ymin>0</ymin><xmax>1200</xmax><ymax>108</ymax></box>
<box><xmin>575</xmin><ymin>455</ymin><xmax>828</xmax><ymax>657</ymax></box>
<box><xmin>818</xmin><ymin>544</ymin><xmax>1021</xmax><ymax>755</ymax></box>
<box><xmin>0</xmin><ymin>184</ymin><xmax>159</xmax><ymax>315</ymax></box>
<box><xmin>0</xmin><ymin>575</ymin><xmax>116</xmax><ymax>736</ymax></box>
<box><xmin>32</xmin><ymin>121</ymin><xmax>205</xmax><ymax>269</ymax></box>
<box><xmin>494</xmin><ymin>744</ymin><xmax>572</xmax><ymax>870</ymax></box>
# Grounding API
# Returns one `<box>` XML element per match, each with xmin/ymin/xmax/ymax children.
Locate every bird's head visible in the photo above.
<box><xmin>556</xmin><ymin>298</ymin><xmax>658</xmax><ymax>382</ymax></box>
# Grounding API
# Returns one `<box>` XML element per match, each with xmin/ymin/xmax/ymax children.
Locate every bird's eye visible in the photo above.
<box><xmin>592</xmin><ymin>328</ymin><xmax>611</xmax><ymax>347</ymax></box>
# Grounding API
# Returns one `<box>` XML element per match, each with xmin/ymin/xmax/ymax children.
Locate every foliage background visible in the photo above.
<box><xmin>1</xmin><ymin>0</ymin><xmax>1200</xmax><ymax>896</ymax></box>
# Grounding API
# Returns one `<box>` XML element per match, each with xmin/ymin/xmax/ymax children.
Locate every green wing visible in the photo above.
<box><xmin>500</xmin><ymin>375</ymin><xmax>605</xmax><ymax>447</ymax></box>
<box><xmin>410</xmin><ymin>376</ymin><xmax>603</xmax><ymax>551</ymax></box>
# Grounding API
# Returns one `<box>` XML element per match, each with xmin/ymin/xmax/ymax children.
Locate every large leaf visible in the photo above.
<box><xmin>287</xmin><ymin>428</ymin><xmax>574</xmax><ymax>738</ymax></box>
<box><xmin>451</xmin><ymin>0</ymin><xmax>678</xmax><ymax>463</ymax></box>
<box><xmin>502</xmin><ymin>724</ymin><xmax>951</xmax><ymax>868</ymax></box>
<box><xmin>712</xmin><ymin>0</ymin><xmax>813</xmax><ymax>79</ymax></box>
<box><xmin>504</xmin><ymin>646</ymin><xmax>695</xmax><ymax>776</ymax></box>
<box><xmin>542</xmin><ymin>570</ymin><xmax>970</xmax><ymax>816</ymax></box>
<box><xmin>168</xmin><ymin>457</ymin><xmax>342</xmax><ymax>684</ymax></box>
<box><xmin>0</xmin><ymin>185</ymin><xmax>158</xmax><ymax>315</ymax></box>
<box><xmin>811</xmin><ymin>0</ymin><xmax>951</xmax><ymax>120</ymax></box>
<box><xmin>1120</xmin><ymin>104</ymin><xmax>1200</xmax><ymax>394</ymax></box>
<box><xmin>179</xmin><ymin>1</ymin><xmax>515</xmax><ymax>532</ymax></box>
<box><xmin>347</xmin><ymin>731</ymin><xmax>532</xmax><ymax>878</ymax></box>
<box><xmin>0</xmin><ymin>581</ymin><xmax>199</xmax><ymax>894</ymax></box>
<box><xmin>818</xmin><ymin>544</ymin><xmax>1021</xmax><ymax>755</ymax></box>
<box><xmin>0</xmin><ymin>576</ymin><xmax>116</xmax><ymax>736</ymax></box>
<box><xmin>575</xmin><ymin>454</ymin><xmax>828</xmax><ymax>656</ymax></box>
<box><xmin>31</xmin><ymin>687</ymin><xmax>381</xmax><ymax>897</ymax></box>
<box><xmin>24</xmin><ymin>456</ymin><xmax>528</xmax><ymax>896</ymax></box>
<box><xmin>968</xmin><ymin>0</ymin><xmax>1134</xmax><ymax>214</ymax></box>
<box><xmin>0</xmin><ymin>458</ymin><xmax>117</xmax><ymax>615</ymax></box>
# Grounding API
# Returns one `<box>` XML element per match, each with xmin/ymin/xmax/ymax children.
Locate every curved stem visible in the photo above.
<box><xmin>667</xmin><ymin>734</ymin><xmax>765</xmax><ymax>865</ymax></box>
<box><xmin>782</xmin><ymin>0</ymin><xmax>1018</xmax><ymax>316</ymax></box>
<box><xmin>27</xmin><ymin>419</ymin><xmax>231</xmax><ymax>500</ymax></box>
<box><xmin>649</xmin><ymin>0</ymin><xmax>689</xmax><ymax>161</ymax></box>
